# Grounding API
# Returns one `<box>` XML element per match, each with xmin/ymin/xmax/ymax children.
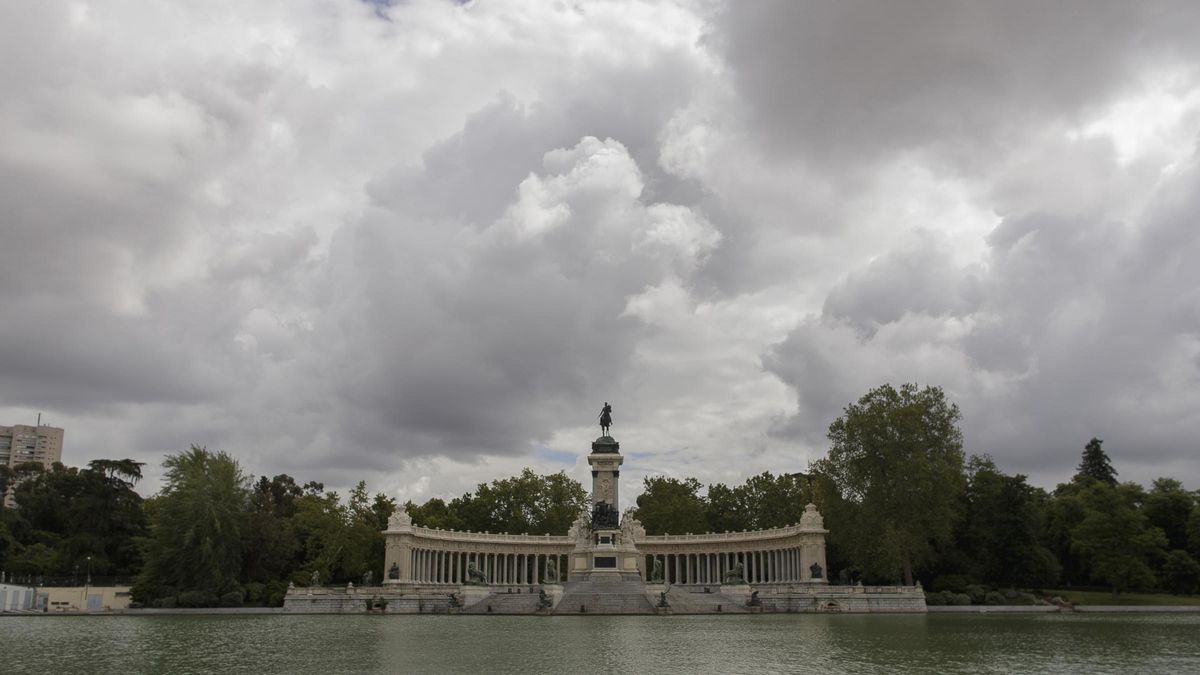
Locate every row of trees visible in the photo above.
<box><xmin>3</xmin><ymin>383</ymin><xmax>1199</xmax><ymax>602</ymax></box>
<box><xmin>0</xmin><ymin>449</ymin><xmax>591</xmax><ymax>607</ymax></box>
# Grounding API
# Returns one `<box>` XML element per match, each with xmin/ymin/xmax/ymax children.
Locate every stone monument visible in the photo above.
<box><xmin>566</xmin><ymin>404</ymin><xmax>641</xmax><ymax>581</ymax></box>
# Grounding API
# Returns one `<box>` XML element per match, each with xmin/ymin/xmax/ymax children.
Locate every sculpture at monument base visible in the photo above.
<box><xmin>723</xmin><ymin>562</ymin><xmax>745</xmax><ymax>585</ymax></box>
<box><xmin>466</xmin><ymin>562</ymin><xmax>488</xmax><ymax>585</ymax></box>
<box><xmin>543</xmin><ymin>559</ymin><xmax>559</xmax><ymax>584</ymax></box>
<box><xmin>650</xmin><ymin>559</ymin><xmax>664</xmax><ymax>583</ymax></box>
<box><xmin>591</xmin><ymin>501</ymin><xmax>619</xmax><ymax>529</ymax></box>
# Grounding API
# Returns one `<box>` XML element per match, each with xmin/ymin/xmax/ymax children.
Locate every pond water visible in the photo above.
<box><xmin>2</xmin><ymin>613</ymin><xmax>1198</xmax><ymax>674</ymax></box>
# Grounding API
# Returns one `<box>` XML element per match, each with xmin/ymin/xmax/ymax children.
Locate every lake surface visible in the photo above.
<box><xmin>3</xmin><ymin>613</ymin><xmax>1199</xmax><ymax>674</ymax></box>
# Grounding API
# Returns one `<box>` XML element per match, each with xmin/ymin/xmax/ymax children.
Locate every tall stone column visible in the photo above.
<box><xmin>798</xmin><ymin>503</ymin><xmax>829</xmax><ymax>583</ymax></box>
<box><xmin>588</xmin><ymin>435</ymin><xmax>622</xmax><ymax>510</ymax></box>
<box><xmin>384</xmin><ymin>506</ymin><xmax>416</xmax><ymax>584</ymax></box>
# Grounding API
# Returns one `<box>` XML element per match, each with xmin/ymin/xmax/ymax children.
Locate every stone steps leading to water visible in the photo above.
<box><xmin>554</xmin><ymin>580</ymin><xmax>654</xmax><ymax>615</ymax></box>
<box><xmin>661</xmin><ymin>587</ymin><xmax>750</xmax><ymax>614</ymax></box>
<box><xmin>463</xmin><ymin>592</ymin><xmax>544</xmax><ymax>614</ymax></box>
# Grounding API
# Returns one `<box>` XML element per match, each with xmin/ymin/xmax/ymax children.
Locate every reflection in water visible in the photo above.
<box><xmin>1</xmin><ymin>614</ymin><xmax>1198</xmax><ymax>674</ymax></box>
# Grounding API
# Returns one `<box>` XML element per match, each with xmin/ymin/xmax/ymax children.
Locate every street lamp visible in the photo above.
<box><xmin>86</xmin><ymin>555</ymin><xmax>92</xmax><ymax>586</ymax></box>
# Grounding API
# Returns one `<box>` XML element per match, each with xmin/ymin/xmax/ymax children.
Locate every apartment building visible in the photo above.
<box><xmin>1</xmin><ymin>423</ymin><xmax>65</xmax><ymax>506</ymax></box>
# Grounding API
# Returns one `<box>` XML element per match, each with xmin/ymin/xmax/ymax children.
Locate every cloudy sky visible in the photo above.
<box><xmin>4</xmin><ymin>0</ymin><xmax>1200</xmax><ymax>506</ymax></box>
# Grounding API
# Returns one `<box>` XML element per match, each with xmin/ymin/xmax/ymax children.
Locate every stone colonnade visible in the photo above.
<box><xmin>636</xmin><ymin>504</ymin><xmax>829</xmax><ymax>585</ymax></box>
<box><xmin>384</xmin><ymin>504</ymin><xmax>829</xmax><ymax>586</ymax></box>
<box><xmin>406</xmin><ymin>549</ymin><xmax>571</xmax><ymax>585</ymax></box>
<box><xmin>383</xmin><ymin>509</ymin><xmax>574</xmax><ymax>585</ymax></box>
<box><xmin>639</xmin><ymin>547</ymin><xmax>816</xmax><ymax>585</ymax></box>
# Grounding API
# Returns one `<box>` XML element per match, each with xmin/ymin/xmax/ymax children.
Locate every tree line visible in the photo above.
<box><xmin>2</xmin><ymin>382</ymin><xmax>1199</xmax><ymax>606</ymax></box>
<box><xmin>0</xmin><ymin>451</ymin><xmax>589</xmax><ymax>607</ymax></box>
<box><xmin>628</xmin><ymin>384</ymin><xmax>1200</xmax><ymax>596</ymax></box>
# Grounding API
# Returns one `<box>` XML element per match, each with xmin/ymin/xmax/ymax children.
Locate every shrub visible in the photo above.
<box><xmin>1010</xmin><ymin>592</ymin><xmax>1037</xmax><ymax>605</ymax></box>
<box><xmin>177</xmin><ymin>590</ymin><xmax>218</xmax><ymax>608</ymax></box>
<box><xmin>219</xmin><ymin>591</ymin><xmax>243</xmax><ymax>607</ymax></box>
<box><xmin>963</xmin><ymin>585</ymin><xmax>989</xmax><ymax>604</ymax></box>
<box><xmin>949</xmin><ymin>593</ymin><xmax>971</xmax><ymax>606</ymax></box>
<box><xmin>984</xmin><ymin>591</ymin><xmax>1006</xmax><ymax>605</ymax></box>
<box><xmin>157</xmin><ymin>596</ymin><xmax>177</xmax><ymax>609</ymax></box>
<box><xmin>265</xmin><ymin>580</ymin><xmax>289</xmax><ymax>607</ymax></box>
<box><xmin>244</xmin><ymin>583</ymin><xmax>266</xmax><ymax>604</ymax></box>
<box><xmin>930</xmin><ymin>575</ymin><xmax>973</xmax><ymax>593</ymax></box>
<box><xmin>924</xmin><ymin>591</ymin><xmax>945</xmax><ymax>606</ymax></box>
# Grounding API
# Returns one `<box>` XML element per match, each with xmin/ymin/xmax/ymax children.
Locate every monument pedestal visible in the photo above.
<box><xmin>569</xmin><ymin>527</ymin><xmax>642</xmax><ymax>582</ymax></box>
<box><xmin>459</xmin><ymin>585</ymin><xmax>491</xmax><ymax>609</ymax></box>
<box><xmin>720</xmin><ymin>584</ymin><xmax>752</xmax><ymax>604</ymax></box>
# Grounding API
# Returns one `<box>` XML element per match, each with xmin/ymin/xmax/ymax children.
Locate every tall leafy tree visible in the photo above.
<box><xmin>410</xmin><ymin>470</ymin><xmax>586</xmax><ymax>535</ymax></box>
<box><xmin>406</xmin><ymin>497</ymin><xmax>461</xmax><ymax>531</ymax></box>
<box><xmin>6</xmin><ymin>459</ymin><xmax>146</xmax><ymax>577</ymax></box>
<box><xmin>134</xmin><ymin>447</ymin><xmax>250</xmax><ymax>602</ymax></box>
<box><xmin>1076</xmin><ymin>438</ymin><xmax>1118</xmax><ymax>485</ymax></box>
<box><xmin>705</xmin><ymin>482</ymin><xmax>752</xmax><ymax>533</ymax></box>
<box><xmin>240</xmin><ymin>475</ymin><xmax>303</xmax><ymax>584</ymax></box>
<box><xmin>812</xmin><ymin>383</ymin><xmax>966</xmax><ymax>585</ymax></box>
<box><xmin>1161</xmin><ymin>550</ymin><xmax>1200</xmax><ymax>595</ymax></box>
<box><xmin>633</xmin><ymin>476</ymin><xmax>708</xmax><ymax>535</ymax></box>
<box><xmin>957</xmin><ymin>456</ymin><xmax>1059</xmax><ymax>588</ymax></box>
<box><xmin>1069</xmin><ymin>481</ymin><xmax>1166</xmax><ymax>593</ymax></box>
<box><xmin>1143</xmin><ymin>478</ymin><xmax>1196</xmax><ymax>552</ymax></box>
<box><xmin>1189</xmin><ymin>505</ymin><xmax>1200</xmax><ymax>560</ymax></box>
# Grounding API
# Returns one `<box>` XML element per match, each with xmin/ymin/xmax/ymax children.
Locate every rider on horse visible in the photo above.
<box><xmin>599</xmin><ymin>402</ymin><xmax>613</xmax><ymax>436</ymax></box>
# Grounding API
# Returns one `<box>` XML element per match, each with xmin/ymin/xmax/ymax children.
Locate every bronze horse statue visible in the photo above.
<box><xmin>599</xmin><ymin>402</ymin><xmax>613</xmax><ymax>436</ymax></box>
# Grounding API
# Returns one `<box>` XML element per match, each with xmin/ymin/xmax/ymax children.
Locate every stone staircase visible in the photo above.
<box><xmin>463</xmin><ymin>591</ymin><xmax>544</xmax><ymax>614</ymax></box>
<box><xmin>661</xmin><ymin>586</ymin><xmax>750</xmax><ymax>614</ymax></box>
<box><xmin>553</xmin><ymin>580</ymin><xmax>655</xmax><ymax>615</ymax></box>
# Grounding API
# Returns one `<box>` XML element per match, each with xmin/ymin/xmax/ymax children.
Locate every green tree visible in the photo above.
<box><xmin>291</xmin><ymin>488</ymin><xmax>349</xmax><ymax>584</ymax></box>
<box><xmin>240</xmin><ymin>475</ymin><xmax>303</xmax><ymax>584</ymax></box>
<box><xmin>406</xmin><ymin>497</ymin><xmax>462</xmax><ymax>531</ymax></box>
<box><xmin>704</xmin><ymin>482</ymin><xmax>751</xmax><ymax>533</ymax></box>
<box><xmin>1189</xmin><ymin>505</ymin><xmax>1200</xmax><ymax>560</ymax></box>
<box><xmin>1161</xmin><ymin>550</ymin><xmax>1200</xmax><ymax>595</ymax></box>
<box><xmin>6</xmin><ymin>459</ymin><xmax>147</xmax><ymax>577</ymax></box>
<box><xmin>1076</xmin><ymin>438</ymin><xmax>1117</xmax><ymax>486</ymax></box>
<box><xmin>1069</xmin><ymin>481</ymin><xmax>1166</xmax><ymax>593</ymax></box>
<box><xmin>1144</xmin><ymin>478</ymin><xmax>1196</xmax><ymax>552</ymax></box>
<box><xmin>704</xmin><ymin>472</ymin><xmax>811</xmax><ymax>533</ymax></box>
<box><xmin>812</xmin><ymin>383</ymin><xmax>966</xmax><ymax>585</ymax></box>
<box><xmin>414</xmin><ymin>469</ymin><xmax>587</xmax><ymax>535</ymax></box>
<box><xmin>957</xmin><ymin>456</ymin><xmax>1059</xmax><ymax>588</ymax></box>
<box><xmin>289</xmin><ymin>481</ymin><xmax>396</xmax><ymax>584</ymax></box>
<box><xmin>633</xmin><ymin>476</ymin><xmax>708</xmax><ymax>535</ymax></box>
<box><xmin>134</xmin><ymin>447</ymin><xmax>250</xmax><ymax>603</ymax></box>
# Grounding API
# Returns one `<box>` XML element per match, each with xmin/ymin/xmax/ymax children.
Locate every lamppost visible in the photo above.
<box><xmin>86</xmin><ymin>555</ymin><xmax>92</xmax><ymax>586</ymax></box>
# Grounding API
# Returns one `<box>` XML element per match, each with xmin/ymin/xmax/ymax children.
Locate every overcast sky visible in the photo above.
<box><xmin>3</xmin><ymin>1</ymin><xmax>1200</xmax><ymax>507</ymax></box>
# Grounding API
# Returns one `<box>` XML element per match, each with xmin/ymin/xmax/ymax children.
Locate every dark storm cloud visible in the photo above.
<box><xmin>718</xmin><ymin>0</ymin><xmax>1200</xmax><ymax>166</ymax></box>
<box><xmin>766</xmin><ymin>144</ymin><xmax>1200</xmax><ymax>486</ymax></box>
<box><xmin>4</xmin><ymin>0</ymin><xmax>1200</xmax><ymax>500</ymax></box>
<box><xmin>321</xmin><ymin>134</ymin><xmax>718</xmax><ymax>463</ymax></box>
